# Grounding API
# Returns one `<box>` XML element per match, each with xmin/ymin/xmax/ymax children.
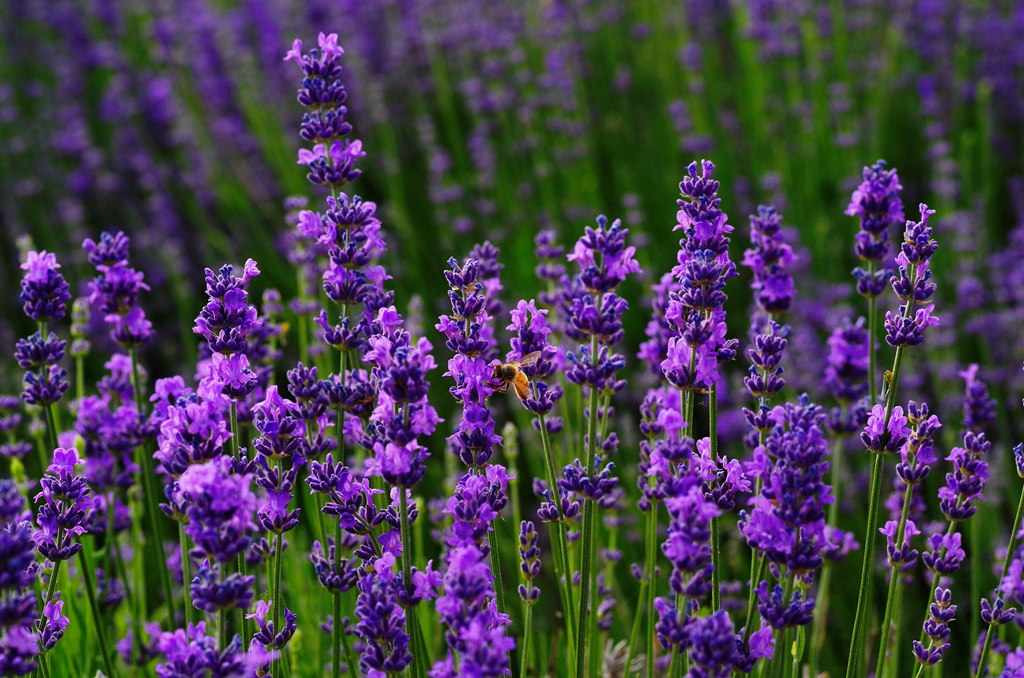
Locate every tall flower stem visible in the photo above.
<box><xmin>975</xmin><ymin>480</ymin><xmax>1024</xmax><ymax>677</ymax></box>
<box><xmin>867</xmin><ymin>268</ymin><xmax>878</xmax><ymax>405</ymax></box>
<box><xmin>574</xmin><ymin>334</ymin><xmax>601</xmax><ymax>678</ymax></box>
<box><xmin>875</xmin><ymin>481</ymin><xmax>914</xmax><ymax>677</ymax></box>
<box><xmin>519</xmin><ymin>600</ymin><xmax>534</xmax><ymax>678</ymax></box>
<box><xmin>130</xmin><ymin>347</ymin><xmax>177</xmax><ymax>623</ymax></box>
<box><xmin>709</xmin><ymin>383</ymin><xmax>720</xmax><ymax>613</ymax></box>
<box><xmin>537</xmin><ymin>413</ymin><xmax>577</xmax><ymax>664</ymax></box>
<box><xmin>333</xmin><ymin>331</ymin><xmax>348</xmax><ymax>678</ymax></box>
<box><xmin>398</xmin><ymin>488</ymin><xmax>426</xmax><ymax>678</ymax></box>
<box><xmin>644</xmin><ymin>501</ymin><xmax>659</xmax><ymax>678</ymax></box>
<box><xmin>229</xmin><ymin>402</ymin><xmax>240</xmax><ymax>457</ymax></box>
<box><xmin>42</xmin><ymin>558</ymin><xmax>62</xmax><ymax>608</ymax></box>
<box><xmin>810</xmin><ymin>421</ymin><xmax>847</xmax><ymax>673</ymax></box>
<box><xmin>489</xmin><ymin>528</ymin><xmax>507</xmax><ymax>614</ymax></box>
<box><xmin>333</xmin><ymin>518</ymin><xmax>345</xmax><ymax>678</ymax></box>
<box><xmin>846</xmin><ymin>343</ymin><xmax>906</xmax><ymax>676</ymax></box>
<box><xmin>272</xmin><ymin>531</ymin><xmax>284</xmax><ymax>676</ymax></box>
<box><xmin>78</xmin><ymin>544</ymin><xmax>117</xmax><ymax>678</ymax></box>
<box><xmin>229</xmin><ymin>402</ymin><xmax>250</xmax><ymax>644</ymax></box>
<box><xmin>179</xmin><ymin>523</ymin><xmax>194</xmax><ymax>625</ymax></box>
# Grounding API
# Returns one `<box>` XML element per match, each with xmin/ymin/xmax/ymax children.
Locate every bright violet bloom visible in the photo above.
<box><xmin>19</xmin><ymin>251</ymin><xmax>71</xmax><ymax>323</ymax></box>
<box><xmin>848</xmin><ymin>160</ymin><xmax>904</xmax><ymax>298</ymax></box>
<box><xmin>662</xmin><ymin>161</ymin><xmax>738</xmax><ymax>393</ymax></box>
<box><xmin>84</xmin><ymin>231</ymin><xmax>153</xmax><ymax>348</ymax></box>
<box><xmin>33</xmin><ymin>448</ymin><xmax>94</xmax><ymax>562</ymax></box>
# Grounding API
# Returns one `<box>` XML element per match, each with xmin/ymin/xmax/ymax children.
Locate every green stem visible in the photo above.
<box><xmin>78</xmin><ymin>545</ymin><xmax>117</xmax><ymax>677</ymax></box>
<box><xmin>574</xmin><ymin>334</ymin><xmax>601</xmax><ymax>678</ymax></box>
<box><xmin>709</xmin><ymin>383</ymin><xmax>720</xmax><ymax>613</ymax></box>
<box><xmin>810</xmin><ymin>431</ymin><xmax>846</xmax><ymax>675</ymax></box>
<box><xmin>272</xmin><ymin>531</ymin><xmax>284</xmax><ymax>676</ymax></box>
<box><xmin>398</xmin><ymin>489</ymin><xmax>423</xmax><ymax>678</ymax></box>
<box><xmin>537</xmin><ymin>414</ymin><xmax>577</xmax><ymax>663</ymax></box>
<box><xmin>130</xmin><ymin>347</ymin><xmax>176</xmax><ymax>622</ymax></box>
<box><xmin>339</xmin><ymin>613</ymin><xmax>357</xmax><ymax>678</ymax></box>
<box><xmin>229</xmin><ymin>401</ymin><xmax>240</xmax><ymax>457</ymax></box>
<box><xmin>875</xmin><ymin>483</ymin><xmax>914</xmax><ymax>678</ymax></box>
<box><xmin>488</xmin><ymin>528</ymin><xmax>507</xmax><ymax>620</ymax></box>
<box><xmin>179</xmin><ymin>523</ymin><xmax>194</xmax><ymax>626</ymax></box>
<box><xmin>846</xmin><ymin>342</ymin><xmax>907</xmax><ymax>676</ymax></box>
<box><xmin>790</xmin><ymin>625</ymin><xmax>806</xmax><ymax>678</ymax></box>
<box><xmin>868</xmin><ymin>276</ymin><xmax>878</xmax><ymax>406</ymax></box>
<box><xmin>975</xmin><ymin>481</ymin><xmax>1024</xmax><ymax>678</ymax></box>
<box><xmin>42</xmin><ymin>558</ymin><xmax>62</xmax><ymax>608</ymax></box>
<box><xmin>645</xmin><ymin>501</ymin><xmax>659</xmax><ymax>678</ymax></box>
<box><xmin>333</xmin><ymin>519</ymin><xmax>344</xmax><ymax>678</ymax></box>
<box><xmin>520</xmin><ymin>601</ymin><xmax>534</xmax><ymax>678</ymax></box>
<box><xmin>771</xmin><ymin>573</ymin><xmax>796</xmax><ymax>677</ymax></box>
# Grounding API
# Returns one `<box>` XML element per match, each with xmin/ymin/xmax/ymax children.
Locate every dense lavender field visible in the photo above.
<box><xmin>2</xmin><ymin>1</ymin><xmax>1024</xmax><ymax>677</ymax></box>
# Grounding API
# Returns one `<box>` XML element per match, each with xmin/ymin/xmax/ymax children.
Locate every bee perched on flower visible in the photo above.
<box><xmin>490</xmin><ymin>350</ymin><xmax>541</xmax><ymax>402</ymax></box>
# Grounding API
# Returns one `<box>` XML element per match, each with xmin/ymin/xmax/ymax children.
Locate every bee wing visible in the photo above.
<box><xmin>517</xmin><ymin>351</ymin><xmax>543</xmax><ymax>368</ymax></box>
<box><xmin>512</xmin><ymin>372</ymin><xmax>531</xmax><ymax>400</ymax></box>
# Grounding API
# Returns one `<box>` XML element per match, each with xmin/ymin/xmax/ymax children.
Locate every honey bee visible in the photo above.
<box><xmin>492</xmin><ymin>351</ymin><xmax>542</xmax><ymax>400</ymax></box>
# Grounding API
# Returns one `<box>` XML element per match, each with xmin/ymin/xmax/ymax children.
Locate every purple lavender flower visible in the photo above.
<box><xmin>0</xmin><ymin>484</ymin><xmax>38</xmax><ymax>676</ymax></box>
<box><xmin>506</xmin><ymin>299</ymin><xmax>562</xmax><ymax>421</ymax></box>
<box><xmin>687</xmin><ymin>610</ymin><xmax>739</xmax><ymax>678</ymax></box>
<box><xmin>153</xmin><ymin>622</ymin><xmax>248</xmax><ymax>677</ymax></box>
<box><xmin>823</xmin><ymin>318</ymin><xmax>869</xmax><ymax>435</ymax></box>
<box><xmin>884</xmin><ymin>205</ymin><xmax>940</xmax><ymax>348</ymax></box>
<box><xmin>860</xmin><ymin>404</ymin><xmax>910</xmax><ymax>455</ymax></box>
<box><xmin>438</xmin><ymin>255</ymin><xmax>502</xmax><ymax>470</ymax></box>
<box><xmin>742</xmin><ymin>205</ymin><xmax>795</xmax><ymax>315</ymax></box>
<box><xmin>959</xmin><ymin>364</ymin><xmax>996</xmax><ymax>434</ymax></box>
<box><xmin>432</xmin><ymin>545</ymin><xmax>514</xmax><ymax>677</ymax></box>
<box><xmin>193</xmin><ymin>259</ymin><xmax>261</xmax><ymax>357</ymax></box>
<box><xmin>19</xmin><ymin>251</ymin><xmax>71</xmax><ymax>323</ymax></box>
<box><xmin>33</xmin><ymin>448</ymin><xmax>94</xmax><ymax>562</ymax></box>
<box><xmin>284</xmin><ymin>33</ymin><xmax>362</xmax><ymax>190</ymax></box>
<box><xmin>251</xmin><ymin>386</ymin><xmax>304</xmax><ymax>535</ymax></box>
<box><xmin>175</xmin><ymin>456</ymin><xmax>256</xmax><ymax>615</ymax></box>
<box><xmin>178</xmin><ymin>456</ymin><xmax>256</xmax><ymax>564</ymax></box>
<box><xmin>155</xmin><ymin>391</ymin><xmax>231</xmax><ymax>478</ymax></box>
<box><xmin>15</xmin><ymin>333</ymin><xmax>69</xmax><ymax>407</ymax></box>
<box><xmin>247</xmin><ymin>600</ymin><xmax>297</xmax><ymax>658</ymax></box>
<box><xmin>743</xmin><ymin>322</ymin><xmax>788</xmax><ymax>402</ymax></box>
<box><xmin>517</xmin><ymin>521</ymin><xmax>541</xmax><ymax>605</ymax></box>
<box><xmin>354</xmin><ymin>556</ymin><xmax>412</xmax><ymax>676</ymax></box>
<box><xmin>660</xmin><ymin>483</ymin><xmax>718</xmax><ymax>610</ymax></box>
<box><xmin>847</xmin><ymin>160</ymin><xmax>904</xmax><ymax>299</ymax></box>
<box><xmin>37</xmin><ymin>598</ymin><xmax>69</xmax><ymax>655</ymax></box>
<box><xmin>84</xmin><ymin>231</ymin><xmax>154</xmax><ymax>348</ymax></box>
<box><xmin>913</xmin><ymin>588</ymin><xmax>956</xmax><ymax>666</ymax></box>
<box><xmin>938</xmin><ymin>432</ymin><xmax>990</xmax><ymax>523</ymax></box>
<box><xmin>662</xmin><ymin>161</ymin><xmax>738</xmax><ymax>393</ymax></box>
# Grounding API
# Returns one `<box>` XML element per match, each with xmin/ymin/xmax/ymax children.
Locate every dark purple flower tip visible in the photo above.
<box><xmin>980</xmin><ymin>596</ymin><xmax>1016</xmax><ymax>625</ymax></box>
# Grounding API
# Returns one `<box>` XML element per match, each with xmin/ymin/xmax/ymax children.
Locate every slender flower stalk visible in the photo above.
<box><xmin>972</xmin><ymin>365</ymin><xmax>1018</xmax><ymax>678</ymax></box>
<box><xmin>975</xmin><ymin>442</ymin><xmax>1024</xmax><ymax>678</ymax></box>
<box><xmin>874</xmin><ymin>402</ymin><xmax>940</xmax><ymax>677</ymax></box>
<box><xmin>505</xmin><ymin>299</ymin><xmax>576</xmax><ymax>659</ymax></box>
<box><xmin>562</xmin><ymin>216</ymin><xmax>639</xmax><ymax>677</ymax></box>
<box><xmin>664</xmin><ymin>161</ymin><xmax>740</xmax><ymax>628</ymax></box>
<box><xmin>17</xmin><ymin>251</ymin><xmax>71</xmax><ymax>453</ymax></box>
<box><xmin>847</xmin><ymin>203</ymin><xmax>938</xmax><ymax>676</ymax></box>
<box><xmin>517</xmin><ymin>520</ymin><xmax>541</xmax><ymax>678</ymax></box>
<box><xmin>848</xmin><ymin>160</ymin><xmax>904</xmax><ymax>404</ymax></box>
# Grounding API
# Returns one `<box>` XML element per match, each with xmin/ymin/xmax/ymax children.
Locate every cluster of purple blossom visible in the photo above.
<box><xmin>5</xmin><ymin>28</ymin><xmax>1024</xmax><ymax>678</ymax></box>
